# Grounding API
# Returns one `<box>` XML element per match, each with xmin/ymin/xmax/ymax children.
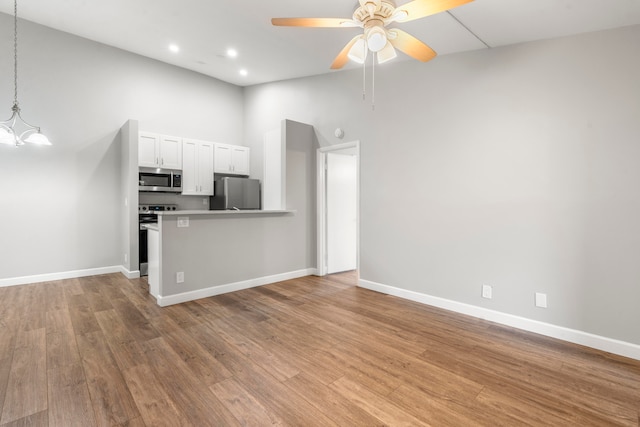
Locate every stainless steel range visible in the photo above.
<box><xmin>139</xmin><ymin>204</ymin><xmax>177</xmax><ymax>276</ymax></box>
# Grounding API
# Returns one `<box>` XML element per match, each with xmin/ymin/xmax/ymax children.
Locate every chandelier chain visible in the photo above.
<box><xmin>13</xmin><ymin>0</ymin><xmax>18</xmax><ymax>106</ymax></box>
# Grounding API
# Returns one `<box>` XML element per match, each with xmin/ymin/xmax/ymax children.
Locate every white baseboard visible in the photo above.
<box><xmin>120</xmin><ymin>266</ymin><xmax>141</xmax><ymax>279</ymax></box>
<box><xmin>359</xmin><ymin>279</ymin><xmax>640</xmax><ymax>361</ymax></box>
<box><xmin>156</xmin><ymin>268</ymin><xmax>317</xmax><ymax>307</ymax></box>
<box><xmin>0</xmin><ymin>265</ymin><xmax>124</xmax><ymax>288</ymax></box>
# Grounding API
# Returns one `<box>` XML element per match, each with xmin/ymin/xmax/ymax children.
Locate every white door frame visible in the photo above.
<box><xmin>316</xmin><ymin>140</ymin><xmax>360</xmax><ymax>277</ymax></box>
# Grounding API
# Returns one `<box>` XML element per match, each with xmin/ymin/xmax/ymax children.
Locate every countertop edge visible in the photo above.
<box><xmin>157</xmin><ymin>209</ymin><xmax>296</xmax><ymax>216</ymax></box>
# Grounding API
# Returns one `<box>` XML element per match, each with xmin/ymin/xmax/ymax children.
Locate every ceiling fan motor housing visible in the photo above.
<box><xmin>354</xmin><ymin>0</ymin><xmax>396</xmax><ymax>24</ymax></box>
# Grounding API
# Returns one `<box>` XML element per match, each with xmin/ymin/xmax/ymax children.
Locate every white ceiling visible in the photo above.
<box><xmin>1</xmin><ymin>0</ymin><xmax>640</xmax><ymax>87</ymax></box>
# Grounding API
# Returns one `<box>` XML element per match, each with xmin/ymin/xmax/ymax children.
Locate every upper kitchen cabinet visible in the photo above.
<box><xmin>138</xmin><ymin>132</ymin><xmax>183</xmax><ymax>170</ymax></box>
<box><xmin>182</xmin><ymin>139</ymin><xmax>214</xmax><ymax>196</ymax></box>
<box><xmin>214</xmin><ymin>143</ymin><xmax>250</xmax><ymax>176</ymax></box>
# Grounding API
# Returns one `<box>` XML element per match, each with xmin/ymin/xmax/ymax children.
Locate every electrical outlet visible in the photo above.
<box><xmin>535</xmin><ymin>292</ymin><xmax>547</xmax><ymax>308</ymax></box>
<box><xmin>176</xmin><ymin>272</ymin><xmax>184</xmax><ymax>283</ymax></box>
<box><xmin>202</xmin><ymin>198</ymin><xmax>208</xmax><ymax>205</ymax></box>
<box><xmin>481</xmin><ymin>284</ymin><xmax>493</xmax><ymax>299</ymax></box>
<box><xmin>177</xmin><ymin>217</ymin><xmax>189</xmax><ymax>228</ymax></box>
<box><xmin>124</xmin><ymin>253</ymin><xmax>128</xmax><ymax>263</ymax></box>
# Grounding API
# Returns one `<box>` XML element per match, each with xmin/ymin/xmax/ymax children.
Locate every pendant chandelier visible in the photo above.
<box><xmin>0</xmin><ymin>0</ymin><xmax>51</xmax><ymax>146</ymax></box>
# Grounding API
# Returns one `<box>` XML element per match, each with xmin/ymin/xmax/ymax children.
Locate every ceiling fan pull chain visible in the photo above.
<box><xmin>371</xmin><ymin>53</ymin><xmax>375</xmax><ymax>111</ymax></box>
<box><xmin>362</xmin><ymin>42</ymin><xmax>367</xmax><ymax>101</ymax></box>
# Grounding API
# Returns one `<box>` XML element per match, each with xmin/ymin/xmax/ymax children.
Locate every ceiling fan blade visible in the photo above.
<box><xmin>331</xmin><ymin>35</ymin><xmax>362</xmax><ymax>69</ymax></box>
<box><xmin>395</xmin><ymin>0</ymin><xmax>473</xmax><ymax>23</ymax></box>
<box><xmin>271</xmin><ymin>18</ymin><xmax>357</xmax><ymax>28</ymax></box>
<box><xmin>389</xmin><ymin>29</ymin><xmax>436</xmax><ymax>62</ymax></box>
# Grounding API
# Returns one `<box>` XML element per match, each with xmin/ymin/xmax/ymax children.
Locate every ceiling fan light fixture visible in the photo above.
<box><xmin>377</xmin><ymin>41</ymin><xmax>397</xmax><ymax>64</ymax></box>
<box><xmin>347</xmin><ymin>37</ymin><xmax>368</xmax><ymax>64</ymax></box>
<box><xmin>366</xmin><ymin>26</ymin><xmax>387</xmax><ymax>52</ymax></box>
<box><xmin>271</xmin><ymin>0</ymin><xmax>474</xmax><ymax>72</ymax></box>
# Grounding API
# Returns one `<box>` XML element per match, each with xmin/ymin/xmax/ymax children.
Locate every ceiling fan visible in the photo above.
<box><xmin>272</xmin><ymin>0</ymin><xmax>474</xmax><ymax>69</ymax></box>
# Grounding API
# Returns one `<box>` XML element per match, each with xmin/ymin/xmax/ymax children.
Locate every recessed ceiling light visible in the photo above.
<box><xmin>168</xmin><ymin>44</ymin><xmax>180</xmax><ymax>53</ymax></box>
<box><xmin>227</xmin><ymin>48</ymin><xmax>238</xmax><ymax>58</ymax></box>
<box><xmin>239</xmin><ymin>69</ymin><xmax>248</xmax><ymax>77</ymax></box>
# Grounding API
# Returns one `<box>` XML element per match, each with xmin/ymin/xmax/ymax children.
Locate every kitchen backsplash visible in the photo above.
<box><xmin>139</xmin><ymin>193</ymin><xmax>210</xmax><ymax>210</ymax></box>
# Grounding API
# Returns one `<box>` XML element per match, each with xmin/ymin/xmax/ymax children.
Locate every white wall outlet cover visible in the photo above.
<box><xmin>176</xmin><ymin>272</ymin><xmax>184</xmax><ymax>283</ymax></box>
<box><xmin>535</xmin><ymin>292</ymin><xmax>548</xmax><ymax>308</ymax></box>
<box><xmin>481</xmin><ymin>284</ymin><xmax>492</xmax><ymax>299</ymax></box>
<box><xmin>177</xmin><ymin>217</ymin><xmax>190</xmax><ymax>227</ymax></box>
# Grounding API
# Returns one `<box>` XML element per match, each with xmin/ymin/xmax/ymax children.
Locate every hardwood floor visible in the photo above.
<box><xmin>0</xmin><ymin>272</ymin><xmax>638</xmax><ymax>426</ymax></box>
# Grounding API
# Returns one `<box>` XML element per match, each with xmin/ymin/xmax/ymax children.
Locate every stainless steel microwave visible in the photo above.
<box><xmin>139</xmin><ymin>167</ymin><xmax>182</xmax><ymax>192</ymax></box>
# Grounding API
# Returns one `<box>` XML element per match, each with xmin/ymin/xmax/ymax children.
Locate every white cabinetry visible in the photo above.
<box><xmin>138</xmin><ymin>132</ymin><xmax>183</xmax><ymax>169</ymax></box>
<box><xmin>182</xmin><ymin>139</ymin><xmax>214</xmax><ymax>195</ymax></box>
<box><xmin>138</xmin><ymin>133</ymin><xmax>158</xmax><ymax>167</ymax></box>
<box><xmin>214</xmin><ymin>143</ymin><xmax>250</xmax><ymax>175</ymax></box>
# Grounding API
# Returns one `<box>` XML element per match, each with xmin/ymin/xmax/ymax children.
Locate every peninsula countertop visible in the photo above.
<box><xmin>156</xmin><ymin>209</ymin><xmax>294</xmax><ymax>216</ymax></box>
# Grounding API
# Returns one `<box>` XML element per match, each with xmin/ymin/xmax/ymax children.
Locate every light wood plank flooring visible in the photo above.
<box><xmin>0</xmin><ymin>272</ymin><xmax>638</xmax><ymax>426</ymax></box>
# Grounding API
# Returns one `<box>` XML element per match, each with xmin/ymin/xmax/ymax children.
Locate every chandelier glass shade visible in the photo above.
<box><xmin>0</xmin><ymin>0</ymin><xmax>51</xmax><ymax>147</ymax></box>
<box><xmin>0</xmin><ymin>103</ymin><xmax>51</xmax><ymax>146</ymax></box>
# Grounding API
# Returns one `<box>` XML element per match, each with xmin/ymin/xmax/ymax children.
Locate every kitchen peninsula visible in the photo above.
<box><xmin>147</xmin><ymin>209</ymin><xmax>306</xmax><ymax>306</ymax></box>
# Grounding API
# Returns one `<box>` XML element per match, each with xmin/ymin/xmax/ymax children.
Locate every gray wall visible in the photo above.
<box><xmin>0</xmin><ymin>14</ymin><xmax>243</xmax><ymax>280</ymax></box>
<box><xmin>244</xmin><ymin>24</ymin><xmax>640</xmax><ymax>345</ymax></box>
<box><xmin>120</xmin><ymin>120</ymin><xmax>139</xmax><ymax>273</ymax></box>
<box><xmin>283</xmin><ymin>119</ymin><xmax>317</xmax><ymax>268</ymax></box>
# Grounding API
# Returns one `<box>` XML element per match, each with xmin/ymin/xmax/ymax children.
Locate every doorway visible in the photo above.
<box><xmin>317</xmin><ymin>141</ymin><xmax>359</xmax><ymax>277</ymax></box>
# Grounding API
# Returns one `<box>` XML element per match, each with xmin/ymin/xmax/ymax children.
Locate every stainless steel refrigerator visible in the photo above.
<box><xmin>210</xmin><ymin>177</ymin><xmax>261</xmax><ymax>210</ymax></box>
